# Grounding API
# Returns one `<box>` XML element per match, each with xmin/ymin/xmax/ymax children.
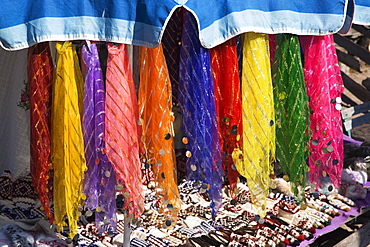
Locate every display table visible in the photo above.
<box><xmin>296</xmin><ymin>182</ymin><xmax>370</xmax><ymax>247</ymax></box>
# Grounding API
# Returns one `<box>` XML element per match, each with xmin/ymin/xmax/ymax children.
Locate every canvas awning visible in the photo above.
<box><xmin>354</xmin><ymin>0</ymin><xmax>370</xmax><ymax>25</ymax></box>
<box><xmin>0</xmin><ymin>0</ymin><xmax>361</xmax><ymax>50</ymax></box>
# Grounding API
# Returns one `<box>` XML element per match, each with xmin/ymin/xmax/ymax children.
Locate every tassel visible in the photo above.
<box><xmin>105</xmin><ymin>43</ymin><xmax>144</xmax><ymax>218</ymax></box>
<box><xmin>138</xmin><ymin>44</ymin><xmax>181</xmax><ymax>225</ymax></box>
<box><xmin>300</xmin><ymin>35</ymin><xmax>344</xmax><ymax>189</ymax></box>
<box><xmin>52</xmin><ymin>41</ymin><xmax>87</xmax><ymax>237</ymax></box>
<box><xmin>28</xmin><ymin>42</ymin><xmax>53</xmax><ymax>221</ymax></box>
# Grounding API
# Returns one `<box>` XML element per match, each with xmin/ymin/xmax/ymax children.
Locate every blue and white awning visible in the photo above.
<box><xmin>354</xmin><ymin>0</ymin><xmax>370</xmax><ymax>25</ymax></box>
<box><xmin>0</xmin><ymin>0</ymin><xmax>357</xmax><ymax>50</ymax></box>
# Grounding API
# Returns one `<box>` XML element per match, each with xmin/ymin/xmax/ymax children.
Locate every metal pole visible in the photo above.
<box><xmin>123</xmin><ymin>214</ymin><xmax>130</xmax><ymax>247</ymax></box>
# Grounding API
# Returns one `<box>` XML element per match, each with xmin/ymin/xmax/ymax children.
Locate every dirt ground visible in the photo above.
<box><xmin>339</xmin><ymin>27</ymin><xmax>370</xmax><ymax>142</ymax></box>
<box><xmin>352</xmin><ymin>123</ymin><xmax>370</xmax><ymax>142</ymax></box>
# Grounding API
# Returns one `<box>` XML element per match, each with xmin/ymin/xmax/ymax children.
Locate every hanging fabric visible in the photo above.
<box><xmin>105</xmin><ymin>43</ymin><xmax>144</xmax><ymax>218</ymax></box>
<box><xmin>162</xmin><ymin>8</ymin><xmax>187</xmax><ymax>183</ymax></box>
<box><xmin>210</xmin><ymin>38</ymin><xmax>242</xmax><ymax>197</ymax></box>
<box><xmin>178</xmin><ymin>10</ymin><xmax>223</xmax><ymax>215</ymax></box>
<box><xmin>162</xmin><ymin>7</ymin><xmax>183</xmax><ymax>106</ymax></box>
<box><xmin>269</xmin><ymin>35</ymin><xmax>276</xmax><ymax>66</ymax></box>
<box><xmin>272</xmin><ymin>34</ymin><xmax>309</xmax><ymax>201</ymax></box>
<box><xmin>28</xmin><ymin>42</ymin><xmax>53</xmax><ymax>222</ymax></box>
<box><xmin>232</xmin><ymin>33</ymin><xmax>275</xmax><ymax>216</ymax></box>
<box><xmin>236</xmin><ymin>36</ymin><xmax>243</xmax><ymax>80</ymax></box>
<box><xmin>300</xmin><ymin>35</ymin><xmax>344</xmax><ymax>189</ymax></box>
<box><xmin>81</xmin><ymin>43</ymin><xmax>117</xmax><ymax>231</ymax></box>
<box><xmin>52</xmin><ymin>41</ymin><xmax>87</xmax><ymax>237</ymax></box>
<box><xmin>138</xmin><ymin>44</ymin><xmax>181</xmax><ymax>225</ymax></box>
